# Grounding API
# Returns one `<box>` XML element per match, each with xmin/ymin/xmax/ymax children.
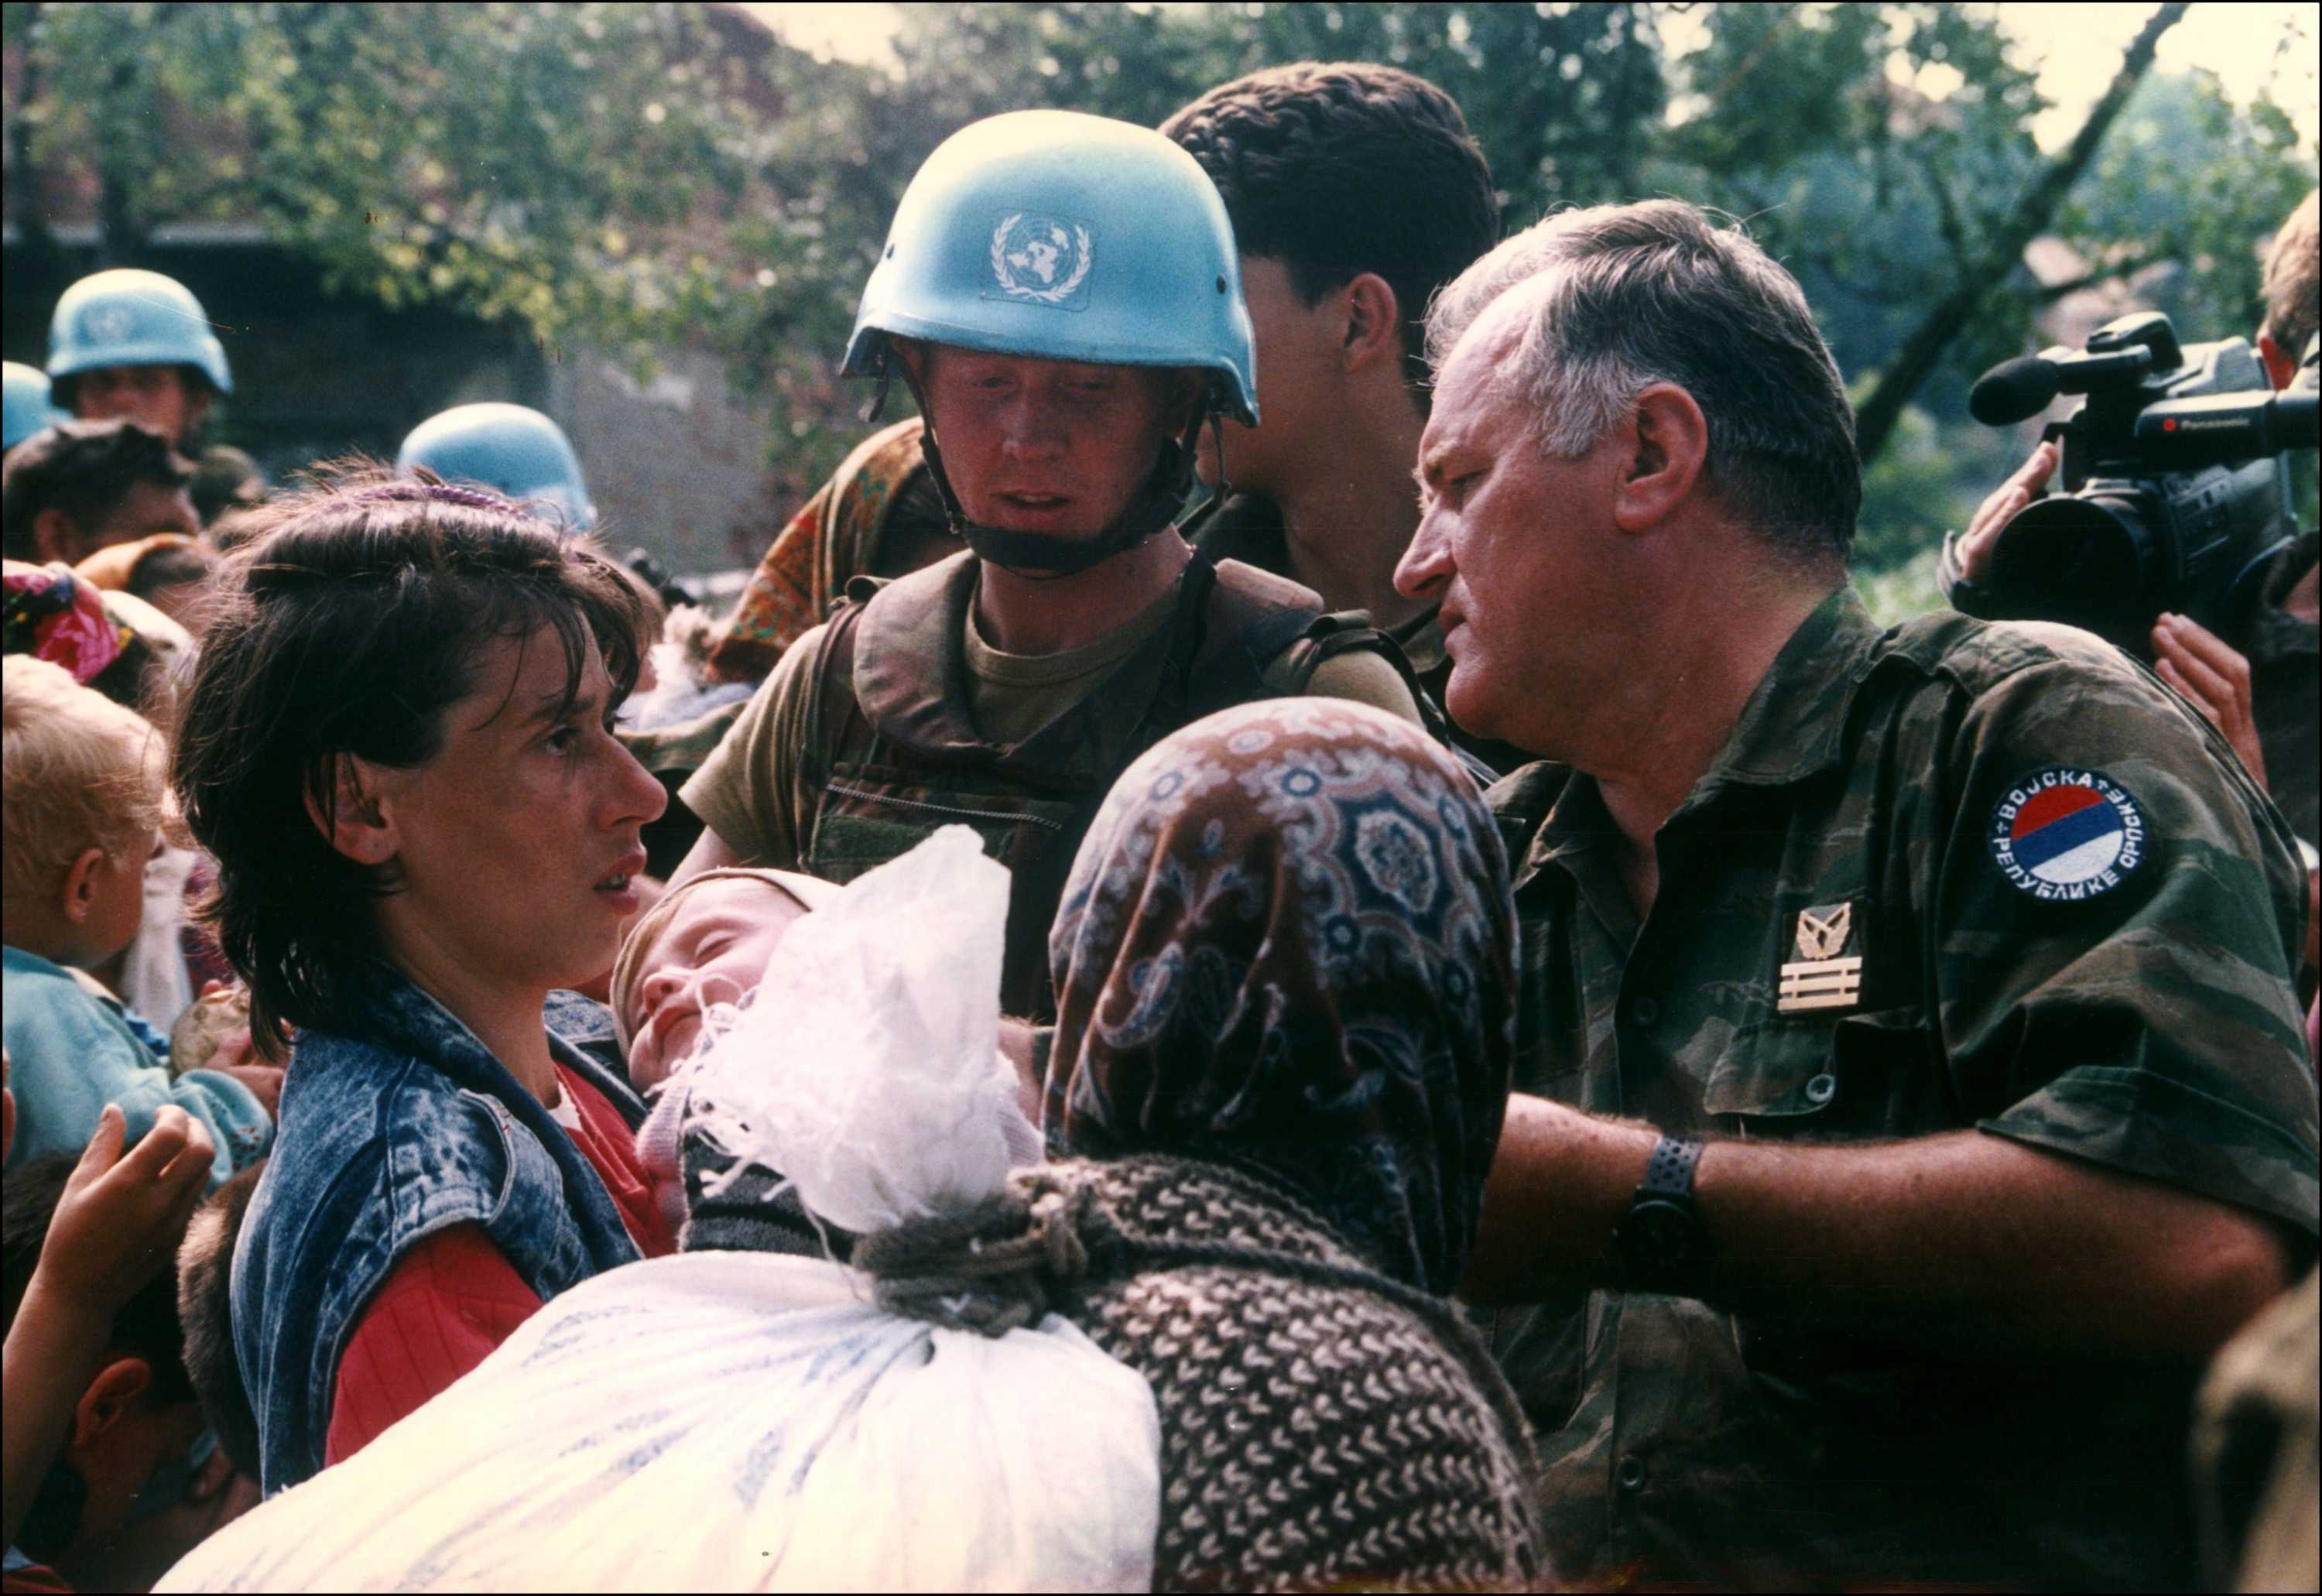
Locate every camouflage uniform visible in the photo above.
<box><xmin>704</xmin><ymin>418</ymin><xmax>951</xmax><ymax>682</ymax></box>
<box><xmin>1487</xmin><ymin>587</ymin><xmax>2318</xmax><ymax>1591</ymax></box>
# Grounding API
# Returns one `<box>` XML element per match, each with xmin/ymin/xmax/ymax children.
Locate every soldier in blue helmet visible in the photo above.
<box><xmin>3</xmin><ymin>363</ymin><xmax>69</xmax><ymax>459</ymax></box>
<box><xmin>46</xmin><ymin>269</ymin><xmax>266</xmax><ymax>529</ymax></box>
<box><xmin>673</xmin><ymin>109</ymin><xmax>1426</xmax><ymax>1022</ymax></box>
<box><xmin>395</xmin><ymin>402</ymin><xmax>598</xmax><ymax>533</ymax></box>
<box><xmin>46</xmin><ymin>269</ymin><xmax>232</xmax><ymax>452</ymax></box>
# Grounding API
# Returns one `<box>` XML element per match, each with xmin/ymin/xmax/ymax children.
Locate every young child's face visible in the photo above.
<box><xmin>622</xmin><ymin>877</ymin><xmax>810</xmax><ymax>1089</ymax></box>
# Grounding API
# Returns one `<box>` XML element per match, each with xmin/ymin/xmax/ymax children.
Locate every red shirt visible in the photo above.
<box><xmin>323</xmin><ymin>1067</ymin><xmax>673</xmax><ymax>1464</ymax></box>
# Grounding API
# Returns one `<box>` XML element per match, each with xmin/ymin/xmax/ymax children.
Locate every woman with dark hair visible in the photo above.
<box><xmin>172</xmin><ymin>470</ymin><xmax>673</xmax><ymax>1495</ymax></box>
<box><xmin>1035</xmin><ymin>696</ymin><xmax>1544</xmax><ymax>1591</ymax></box>
<box><xmin>150</xmin><ymin>699</ymin><xmax>1540</xmax><ymax>1592</ymax></box>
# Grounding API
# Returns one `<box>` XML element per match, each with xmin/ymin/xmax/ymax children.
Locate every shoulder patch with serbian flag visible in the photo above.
<box><xmin>1990</xmin><ymin>766</ymin><xmax>2148</xmax><ymax>902</ymax></box>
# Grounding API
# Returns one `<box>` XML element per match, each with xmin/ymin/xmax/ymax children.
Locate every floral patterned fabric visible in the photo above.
<box><xmin>2</xmin><ymin>559</ymin><xmax>130</xmax><ymax>683</ymax></box>
<box><xmin>1045</xmin><ymin>697</ymin><xmax>1518</xmax><ymax>1296</ymax></box>
<box><xmin>704</xmin><ymin>417</ymin><xmax>944</xmax><ymax>682</ymax></box>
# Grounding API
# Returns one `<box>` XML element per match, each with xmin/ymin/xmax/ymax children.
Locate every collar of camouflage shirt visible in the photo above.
<box><xmin>1505</xmin><ymin>584</ymin><xmax>1884</xmax><ymax>892</ymax></box>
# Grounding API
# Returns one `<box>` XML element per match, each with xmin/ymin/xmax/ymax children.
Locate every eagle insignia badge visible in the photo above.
<box><xmin>1779</xmin><ymin>901</ymin><xmax>1862</xmax><ymax>1014</ymax></box>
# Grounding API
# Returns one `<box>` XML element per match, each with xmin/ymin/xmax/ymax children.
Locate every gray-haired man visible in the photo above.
<box><xmin>1399</xmin><ymin>199</ymin><xmax>2316</xmax><ymax>1589</ymax></box>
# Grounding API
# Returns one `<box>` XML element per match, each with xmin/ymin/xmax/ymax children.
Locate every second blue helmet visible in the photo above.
<box><xmin>47</xmin><ymin>269</ymin><xmax>233</xmax><ymax>401</ymax></box>
<box><xmin>396</xmin><ymin>403</ymin><xmax>596</xmax><ymax>532</ymax></box>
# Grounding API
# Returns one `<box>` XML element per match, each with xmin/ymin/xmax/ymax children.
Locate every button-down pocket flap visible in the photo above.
<box><xmin>1706</xmin><ymin>1006</ymin><xmax>1927</xmax><ymax>1118</ymax></box>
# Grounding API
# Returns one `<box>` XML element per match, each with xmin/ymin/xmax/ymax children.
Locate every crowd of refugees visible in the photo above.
<box><xmin>1</xmin><ymin>57</ymin><xmax>2317</xmax><ymax>1594</ymax></box>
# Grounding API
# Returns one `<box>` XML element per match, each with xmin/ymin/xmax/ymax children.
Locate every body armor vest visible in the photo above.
<box><xmin>800</xmin><ymin>548</ymin><xmax>1396</xmax><ymax>1019</ymax></box>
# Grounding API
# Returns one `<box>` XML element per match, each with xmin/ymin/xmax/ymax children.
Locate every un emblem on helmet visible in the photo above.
<box><xmin>987</xmin><ymin>211</ymin><xmax>1094</xmax><ymax>309</ymax></box>
<box><xmin>86</xmin><ymin>305</ymin><xmax>138</xmax><ymax>344</ymax></box>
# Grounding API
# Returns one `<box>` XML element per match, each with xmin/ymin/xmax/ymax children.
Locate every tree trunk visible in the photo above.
<box><xmin>5</xmin><ymin>3</ymin><xmax>65</xmax><ymax>283</ymax></box>
<box><xmin>1851</xmin><ymin>1</ymin><xmax>2190</xmax><ymax>466</ymax></box>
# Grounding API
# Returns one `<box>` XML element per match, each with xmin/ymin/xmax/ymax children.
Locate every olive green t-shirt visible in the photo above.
<box><xmin>683</xmin><ymin>566</ymin><xmax>1420</xmax><ymax>870</ymax></box>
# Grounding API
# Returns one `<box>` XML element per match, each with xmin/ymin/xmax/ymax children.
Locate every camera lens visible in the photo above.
<box><xmin>1986</xmin><ymin>491</ymin><xmax>2159</xmax><ymax>649</ymax></box>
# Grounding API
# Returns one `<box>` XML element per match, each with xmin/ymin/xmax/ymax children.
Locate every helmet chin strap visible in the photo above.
<box><xmin>890</xmin><ymin>354</ymin><xmax>1225</xmax><ymax>581</ymax></box>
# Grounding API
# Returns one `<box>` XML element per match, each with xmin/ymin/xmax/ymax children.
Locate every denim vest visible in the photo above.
<box><xmin>232</xmin><ymin>967</ymin><xmax>646</xmax><ymax>1495</ymax></box>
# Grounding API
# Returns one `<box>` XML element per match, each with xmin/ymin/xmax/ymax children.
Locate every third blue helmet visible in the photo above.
<box><xmin>3</xmin><ymin>362</ymin><xmax>67</xmax><ymax>454</ymax></box>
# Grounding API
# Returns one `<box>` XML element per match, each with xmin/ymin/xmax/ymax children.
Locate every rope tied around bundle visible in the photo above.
<box><xmin>854</xmin><ymin>1176</ymin><xmax>1102</xmax><ymax>1337</ymax></box>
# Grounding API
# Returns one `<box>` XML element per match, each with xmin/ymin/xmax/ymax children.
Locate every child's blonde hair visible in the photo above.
<box><xmin>2</xmin><ymin>654</ymin><xmax>166</xmax><ymax>902</ymax></box>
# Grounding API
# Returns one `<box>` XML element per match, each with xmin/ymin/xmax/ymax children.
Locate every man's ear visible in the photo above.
<box><xmin>67</xmin><ymin>1358</ymin><xmax>152</xmax><ymax>1457</ymax></box>
<box><xmin>1611</xmin><ymin>382</ymin><xmax>1711</xmax><ymax>536</ymax></box>
<box><xmin>889</xmin><ymin>337</ymin><xmax>930</xmax><ymax>389</ymax></box>
<box><xmin>1338</xmin><ymin>272</ymin><xmax>1405</xmax><ymax>377</ymax></box>
<box><xmin>2258</xmin><ymin>333</ymin><xmax>2298</xmax><ymax>392</ymax></box>
<box><xmin>32</xmin><ymin>507</ymin><xmax>84</xmax><ymax>565</ymax></box>
<box><xmin>181</xmin><ymin>377</ymin><xmax>214</xmax><ymax>435</ymax></box>
<box><xmin>60</xmin><ymin>847</ymin><xmax>108</xmax><ymax>925</ymax></box>
<box><xmin>303</xmin><ymin>754</ymin><xmax>399</xmax><ymax>867</ymax></box>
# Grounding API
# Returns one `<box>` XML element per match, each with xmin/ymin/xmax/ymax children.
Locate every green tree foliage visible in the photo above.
<box><xmin>5</xmin><ymin>2</ymin><xmax>2312</xmax><ymax>574</ymax></box>
<box><xmin>5</xmin><ymin>2</ymin><xmax>785</xmax><ymax>373</ymax></box>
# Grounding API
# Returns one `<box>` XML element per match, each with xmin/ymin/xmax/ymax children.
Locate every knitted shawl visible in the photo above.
<box><xmin>1051</xmin><ymin>1154</ymin><xmax>1545</xmax><ymax>1594</ymax></box>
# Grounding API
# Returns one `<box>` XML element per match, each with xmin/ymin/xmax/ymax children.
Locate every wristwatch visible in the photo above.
<box><xmin>1615</xmin><ymin>1135</ymin><xmax>1708</xmax><ymax>1296</ymax></box>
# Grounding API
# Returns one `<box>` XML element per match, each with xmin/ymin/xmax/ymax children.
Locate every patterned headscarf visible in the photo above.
<box><xmin>1046</xmin><ymin>699</ymin><xmax>1519</xmax><ymax>1295</ymax></box>
<box><xmin>2</xmin><ymin>559</ymin><xmax>130</xmax><ymax>683</ymax></box>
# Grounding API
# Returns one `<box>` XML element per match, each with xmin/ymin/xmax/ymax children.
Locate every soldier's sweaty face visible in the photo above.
<box><xmin>909</xmin><ymin>344</ymin><xmax>1183</xmax><ymax>540</ymax></box>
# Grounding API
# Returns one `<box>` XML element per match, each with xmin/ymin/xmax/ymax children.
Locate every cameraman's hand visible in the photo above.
<box><xmin>1959</xmin><ymin>440</ymin><xmax>2059</xmax><ymax>584</ymax></box>
<box><xmin>2152</xmin><ymin>612</ymin><xmax>2268</xmax><ymax>793</ymax></box>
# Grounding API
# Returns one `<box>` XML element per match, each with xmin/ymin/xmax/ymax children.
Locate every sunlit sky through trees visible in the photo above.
<box><xmin>745</xmin><ymin>2</ymin><xmax>2320</xmax><ymax>150</ymax></box>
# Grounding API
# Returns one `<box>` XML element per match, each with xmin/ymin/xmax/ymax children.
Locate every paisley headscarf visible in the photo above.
<box><xmin>1046</xmin><ymin>698</ymin><xmax>1519</xmax><ymax>1296</ymax></box>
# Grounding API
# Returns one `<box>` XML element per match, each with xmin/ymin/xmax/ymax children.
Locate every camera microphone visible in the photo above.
<box><xmin>1969</xmin><ymin>355</ymin><xmax>2063</xmax><ymax>426</ymax></box>
<box><xmin>1970</xmin><ymin>346</ymin><xmax>2166</xmax><ymax>426</ymax></box>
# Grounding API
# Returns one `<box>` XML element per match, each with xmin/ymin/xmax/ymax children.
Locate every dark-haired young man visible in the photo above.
<box><xmin>704</xmin><ymin>64</ymin><xmax>1508</xmax><ymax>771</ymax></box>
<box><xmin>1</xmin><ymin>422</ymin><xmax>197</xmax><ymax>568</ymax></box>
<box><xmin>1162</xmin><ymin>63</ymin><xmax>1510</xmax><ymax>766</ymax></box>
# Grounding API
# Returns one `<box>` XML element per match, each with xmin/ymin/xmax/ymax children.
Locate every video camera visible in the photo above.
<box><xmin>1962</xmin><ymin>311</ymin><xmax>2317</xmax><ymax>649</ymax></box>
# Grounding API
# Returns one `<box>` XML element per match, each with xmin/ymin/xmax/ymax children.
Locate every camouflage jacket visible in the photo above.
<box><xmin>1486</xmin><ymin>587</ymin><xmax>2318</xmax><ymax>1591</ymax></box>
<box><xmin>705</xmin><ymin>417</ymin><xmax>951</xmax><ymax>682</ymax></box>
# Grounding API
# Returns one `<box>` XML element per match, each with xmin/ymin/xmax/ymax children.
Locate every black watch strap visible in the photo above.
<box><xmin>1616</xmin><ymin>1135</ymin><xmax>1709</xmax><ymax>1296</ymax></box>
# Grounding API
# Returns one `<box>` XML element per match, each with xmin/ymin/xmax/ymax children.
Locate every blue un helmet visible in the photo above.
<box><xmin>843</xmin><ymin>109</ymin><xmax>1258</xmax><ymax>574</ymax></box>
<box><xmin>46</xmin><ymin>269</ymin><xmax>234</xmax><ymax>403</ymax></box>
<box><xmin>3</xmin><ymin>362</ymin><xmax>67</xmax><ymax>454</ymax></box>
<box><xmin>395</xmin><ymin>403</ymin><xmax>596</xmax><ymax>533</ymax></box>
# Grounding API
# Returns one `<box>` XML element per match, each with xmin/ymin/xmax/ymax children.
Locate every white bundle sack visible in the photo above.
<box><xmin>159</xmin><ymin>827</ymin><xmax>1159</xmax><ymax>1594</ymax></box>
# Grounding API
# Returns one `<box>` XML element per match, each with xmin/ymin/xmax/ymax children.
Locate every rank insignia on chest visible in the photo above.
<box><xmin>1779</xmin><ymin>901</ymin><xmax>1862</xmax><ymax>1014</ymax></box>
